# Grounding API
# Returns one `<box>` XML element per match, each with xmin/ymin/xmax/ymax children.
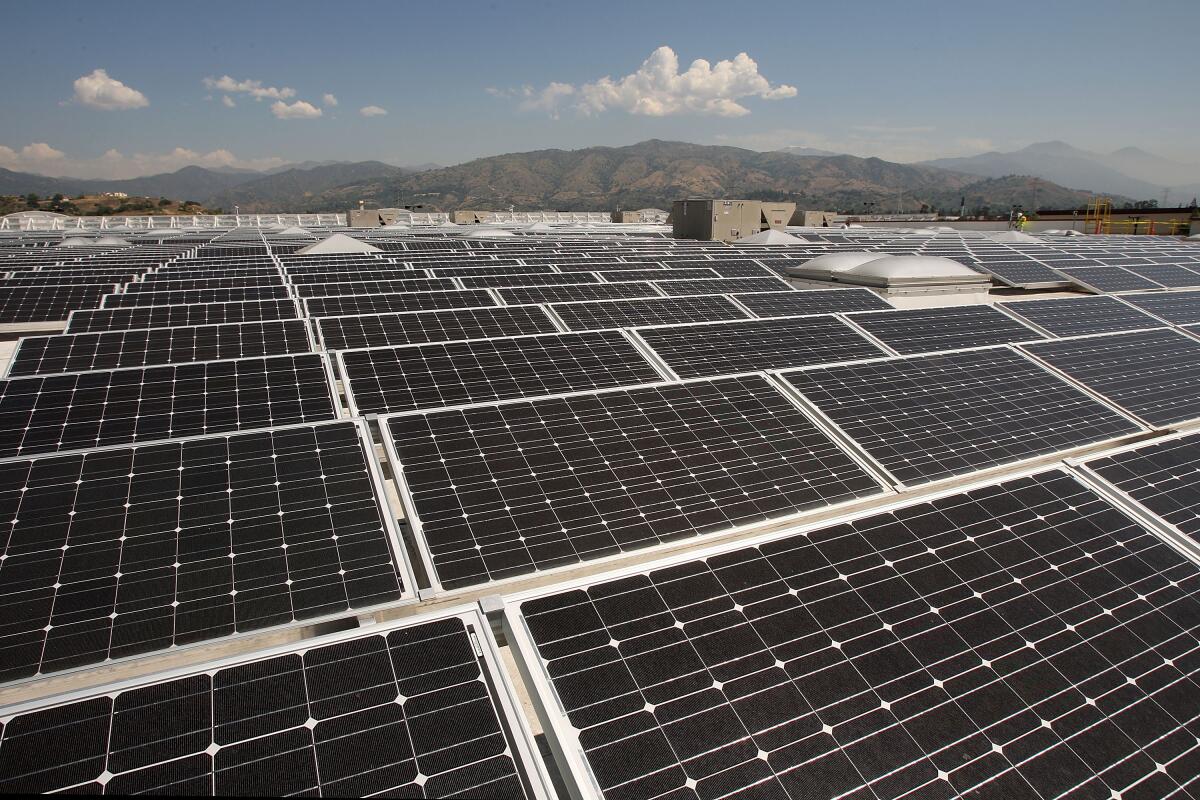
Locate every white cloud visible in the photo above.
<box><xmin>203</xmin><ymin>75</ymin><xmax>295</xmax><ymax>102</ymax></box>
<box><xmin>271</xmin><ymin>100</ymin><xmax>323</xmax><ymax>119</ymax></box>
<box><xmin>72</xmin><ymin>69</ymin><xmax>149</xmax><ymax>111</ymax></box>
<box><xmin>323</xmin><ymin>93</ymin><xmax>338</xmax><ymax>107</ymax></box>
<box><xmin>221</xmin><ymin>95</ymin><xmax>236</xmax><ymax>108</ymax></box>
<box><xmin>359</xmin><ymin>105</ymin><xmax>388</xmax><ymax>117</ymax></box>
<box><xmin>0</xmin><ymin>143</ymin><xmax>285</xmax><ymax>179</ymax></box>
<box><xmin>502</xmin><ymin>47</ymin><xmax>796</xmax><ymax>118</ymax></box>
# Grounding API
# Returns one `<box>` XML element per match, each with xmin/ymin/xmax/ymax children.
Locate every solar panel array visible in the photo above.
<box><xmin>4</xmin><ymin>224</ymin><xmax>1200</xmax><ymax>798</ymax></box>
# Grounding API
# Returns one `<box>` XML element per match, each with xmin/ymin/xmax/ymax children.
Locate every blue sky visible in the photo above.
<box><xmin>2</xmin><ymin>0</ymin><xmax>1196</xmax><ymax>178</ymax></box>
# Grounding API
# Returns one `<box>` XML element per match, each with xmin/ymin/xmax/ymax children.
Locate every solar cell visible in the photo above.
<box><xmin>382</xmin><ymin>374</ymin><xmax>887</xmax><ymax>589</ymax></box>
<box><xmin>302</xmin><ymin>289</ymin><xmax>498</xmax><ymax>318</ymax></box>
<box><xmin>654</xmin><ymin>277</ymin><xmax>793</xmax><ymax>296</ymax></box>
<box><xmin>1119</xmin><ymin>290</ymin><xmax>1200</xmax><ymax>325</ymax></box>
<box><xmin>1081</xmin><ymin>431</ymin><xmax>1200</xmax><ymax>545</ymax></box>
<box><xmin>64</xmin><ymin>299</ymin><xmax>301</xmax><ymax>334</ymax></box>
<box><xmin>0</xmin><ymin>608</ymin><xmax>550</xmax><ymax>795</ymax></box>
<box><xmin>1021</xmin><ymin>328</ymin><xmax>1200</xmax><ymax>427</ymax></box>
<box><xmin>634</xmin><ymin>315</ymin><xmax>886</xmax><ymax>378</ymax></box>
<box><xmin>508</xmin><ymin>467</ymin><xmax>1200</xmax><ymax>800</ymax></box>
<box><xmin>733</xmin><ymin>288</ymin><xmax>893</xmax><ymax>316</ymax></box>
<box><xmin>780</xmin><ymin>347</ymin><xmax>1141</xmax><ymax>485</ymax></box>
<box><xmin>1121</xmin><ymin>263</ymin><xmax>1200</xmax><ymax>289</ymax></box>
<box><xmin>101</xmin><ymin>285</ymin><xmax>293</xmax><ymax>308</ymax></box>
<box><xmin>340</xmin><ymin>330</ymin><xmax>664</xmax><ymax>415</ymax></box>
<box><xmin>0</xmin><ymin>354</ymin><xmax>339</xmax><ymax>458</ymax></box>
<box><xmin>997</xmin><ymin>296</ymin><xmax>1165</xmax><ymax>337</ymax></box>
<box><xmin>1056</xmin><ymin>267</ymin><xmax>1163</xmax><ymax>293</ymax></box>
<box><xmin>843</xmin><ymin>306</ymin><xmax>1045</xmax><ymax>355</ymax></box>
<box><xmin>292</xmin><ymin>278</ymin><xmax>457</xmax><ymax>297</ymax></box>
<box><xmin>317</xmin><ymin>305</ymin><xmax>559</xmax><ymax>351</ymax></box>
<box><xmin>6</xmin><ymin>319</ymin><xmax>314</xmax><ymax>377</ymax></box>
<box><xmin>550</xmin><ymin>295</ymin><xmax>748</xmax><ymax>331</ymax></box>
<box><xmin>0</xmin><ymin>420</ymin><xmax>411</xmax><ymax>681</ymax></box>
<box><xmin>497</xmin><ymin>281</ymin><xmax>661</xmax><ymax>305</ymax></box>
<box><xmin>0</xmin><ymin>285</ymin><xmax>116</xmax><ymax>323</ymax></box>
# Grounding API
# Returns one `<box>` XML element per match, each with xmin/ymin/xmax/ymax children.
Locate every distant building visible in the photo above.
<box><xmin>612</xmin><ymin>208</ymin><xmax>669</xmax><ymax>224</ymax></box>
<box><xmin>671</xmin><ymin>199</ymin><xmax>795</xmax><ymax>242</ymax></box>
<box><xmin>100</xmin><ymin>192</ymin><xmax>129</xmax><ymax>199</ymax></box>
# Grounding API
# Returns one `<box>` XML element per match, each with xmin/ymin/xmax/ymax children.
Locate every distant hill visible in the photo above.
<box><xmin>0</xmin><ymin>165</ymin><xmax>253</xmax><ymax>203</ymax></box>
<box><xmin>776</xmin><ymin>145</ymin><xmax>842</xmax><ymax>157</ymax></box>
<box><xmin>921</xmin><ymin>141</ymin><xmax>1200</xmax><ymax>201</ymax></box>
<box><xmin>206</xmin><ymin>161</ymin><xmax>412</xmax><ymax>212</ymax></box>
<box><xmin>277</xmin><ymin>139</ymin><xmax>1113</xmax><ymax>215</ymax></box>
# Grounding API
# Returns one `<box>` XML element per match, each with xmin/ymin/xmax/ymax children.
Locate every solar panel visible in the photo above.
<box><xmin>64</xmin><ymin>299</ymin><xmax>301</xmax><ymax>334</ymax></box>
<box><xmin>0</xmin><ymin>285</ymin><xmax>116</xmax><ymax>323</ymax></box>
<box><xmin>340</xmin><ymin>330</ymin><xmax>664</xmax><ymax>416</ymax></box>
<box><xmin>292</xmin><ymin>278</ymin><xmax>457</xmax><ymax>297</ymax></box>
<box><xmin>634</xmin><ymin>315</ymin><xmax>887</xmax><ymax>378</ymax></box>
<box><xmin>0</xmin><ymin>606</ymin><xmax>549</xmax><ymax>795</ymax></box>
<box><xmin>596</xmin><ymin>269</ymin><xmax>719</xmax><ymax>282</ymax></box>
<box><xmin>0</xmin><ymin>420</ymin><xmax>411</xmax><ymax>681</ymax></box>
<box><xmin>381</xmin><ymin>374</ymin><xmax>887</xmax><ymax>590</ymax></box>
<box><xmin>843</xmin><ymin>306</ymin><xmax>1045</xmax><ymax>355</ymax></box>
<box><xmin>497</xmin><ymin>281</ymin><xmax>660</xmax><ymax>305</ymax></box>
<box><xmin>997</xmin><ymin>296</ymin><xmax>1165</xmax><ymax>337</ymax></box>
<box><xmin>458</xmin><ymin>273</ymin><xmax>600</xmax><ymax>288</ymax></box>
<box><xmin>508</xmin><ymin>467</ymin><xmax>1200</xmax><ymax>800</ymax></box>
<box><xmin>973</xmin><ymin>259</ymin><xmax>1069</xmax><ymax>287</ymax></box>
<box><xmin>780</xmin><ymin>348</ymin><xmax>1141</xmax><ymax>486</ymax></box>
<box><xmin>302</xmin><ymin>289</ymin><xmax>497</xmax><ymax>318</ymax></box>
<box><xmin>317</xmin><ymin>305</ymin><xmax>559</xmax><ymax>351</ymax></box>
<box><xmin>284</xmin><ymin>269</ymin><xmax>429</xmax><ymax>284</ymax></box>
<box><xmin>1121</xmin><ymin>263</ymin><xmax>1200</xmax><ymax>289</ymax></box>
<box><xmin>101</xmin><ymin>286</ymin><xmax>293</xmax><ymax>308</ymax></box>
<box><xmin>5</xmin><ymin>319</ymin><xmax>314</xmax><ymax>377</ymax></box>
<box><xmin>733</xmin><ymin>288</ymin><xmax>893</xmax><ymax>316</ymax></box>
<box><xmin>0</xmin><ymin>354</ymin><xmax>339</xmax><ymax>458</ymax></box>
<box><xmin>654</xmin><ymin>277</ymin><xmax>793</xmax><ymax>296</ymax></box>
<box><xmin>1021</xmin><ymin>329</ymin><xmax>1200</xmax><ymax>427</ymax></box>
<box><xmin>550</xmin><ymin>295</ymin><xmax>749</xmax><ymax>331</ymax></box>
<box><xmin>122</xmin><ymin>276</ymin><xmax>285</xmax><ymax>292</ymax></box>
<box><xmin>1119</xmin><ymin>291</ymin><xmax>1200</xmax><ymax>325</ymax></box>
<box><xmin>1080</xmin><ymin>431</ymin><xmax>1200</xmax><ymax>545</ymax></box>
<box><xmin>1056</xmin><ymin>267</ymin><xmax>1163</xmax><ymax>293</ymax></box>
<box><xmin>429</xmin><ymin>263</ymin><xmax>557</xmax><ymax>277</ymax></box>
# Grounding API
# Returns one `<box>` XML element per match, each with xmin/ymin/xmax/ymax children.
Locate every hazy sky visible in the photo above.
<box><xmin>2</xmin><ymin>0</ymin><xmax>1196</xmax><ymax>178</ymax></box>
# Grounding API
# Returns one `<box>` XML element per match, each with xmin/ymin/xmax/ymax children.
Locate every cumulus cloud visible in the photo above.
<box><xmin>0</xmin><ymin>143</ymin><xmax>285</xmax><ymax>180</ymax></box>
<box><xmin>499</xmin><ymin>47</ymin><xmax>796</xmax><ymax>118</ymax></box>
<box><xmin>271</xmin><ymin>100</ymin><xmax>323</xmax><ymax>119</ymax></box>
<box><xmin>221</xmin><ymin>95</ymin><xmax>236</xmax><ymax>108</ymax></box>
<box><xmin>323</xmin><ymin>93</ymin><xmax>338</xmax><ymax>107</ymax></box>
<box><xmin>72</xmin><ymin>69</ymin><xmax>149</xmax><ymax>110</ymax></box>
<box><xmin>359</xmin><ymin>105</ymin><xmax>388</xmax><ymax>117</ymax></box>
<box><xmin>203</xmin><ymin>75</ymin><xmax>295</xmax><ymax>102</ymax></box>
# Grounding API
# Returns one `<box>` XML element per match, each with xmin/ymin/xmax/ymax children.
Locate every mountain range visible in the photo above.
<box><xmin>3</xmin><ymin>138</ymin><xmax>1178</xmax><ymax>214</ymax></box>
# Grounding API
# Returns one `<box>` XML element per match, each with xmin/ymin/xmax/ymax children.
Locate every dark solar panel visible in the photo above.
<box><xmin>1120</xmin><ymin>291</ymin><xmax>1200</xmax><ymax>325</ymax></box>
<box><xmin>122</xmin><ymin>276</ymin><xmax>285</xmax><ymax>292</ymax></box>
<box><xmin>1021</xmin><ymin>329</ymin><xmax>1200</xmax><ymax>427</ymax></box>
<box><xmin>303</xmin><ymin>289</ymin><xmax>498</xmax><ymax>318</ymax></box>
<box><xmin>976</xmin><ymin>259</ymin><xmax>1069</xmax><ymax>286</ymax></box>
<box><xmin>497</xmin><ymin>281</ymin><xmax>660</xmax><ymax>305</ymax></box>
<box><xmin>292</xmin><ymin>278</ymin><xmax>457</xmax><ymax>297</ymax></box>
<box><xmin>1083</xmin><ymin>431</ymin><xmax>1200</xmax><ymax>544</ymax></box>
<box><xmin>0</xmin><ymin>610</ymin><xmax>545</xmax><ymax>795</ymax></box>
<box><xmin>780</xmin><ymin>348</ymin><xmax>1140</xmax><ymax>485</ymax></box>
<box><xmin>844</xmin><ymin>306</ymin><xmax>1045</xmax><ymax>355</ymax></box>
<box><xmin>512</xmin><ymin>468</ymin><xmax>1200</xmax><ymax>800</ymax></box>
<box><xmin>6</xmin><ymin>319</ymin><xmax>314</xmax><ymax>377</ymax></box>
<box><xmin>0</xmin><ymin>285</ymin><xmax>116</xmax><ymax>323</ymax></box>
<box><xmin>0</xmin><ymin>354</ymin><xmax>338</xmax><ymax>458</ymax></box>
<box><xmin>1057</xmin><ymin>267</ymin><xmax>1163</xmax><ymax>293</ymax></box>
<box><xmin>429</xmin><ymin>263</ymin><xmax>558</xmax><ymax>277</ymax></box>
<box><xmin>341</xmin><ymin>330</ymin><xmax>663</xmax><ymax>415</ymax></box>
<box><xmin>0</xmin><ymin>420</ymin><xmax>408</xmax><ymax>681</ymax></box>
<box><xmin>596</xmin><ymin>269</ymin><xmax>719</xmax><ymax>282</ymax></box>
<box><xmin>635</xmin><ymin>315</ymin><xmax>886</xmax><ymax>378</ymax></box>
<box><xmin>382</xmin><ymin>374</ymin><xmax>886</xmax><ymax>589</ymax></box>
<box><xmin>458</xmin><ymin>273</ymin><xmax>600</xmax><ymax>288</ymax></box>
<box><xmin>734</xmin><ymin>288</ymin><xmax>893</xmax><ymax>316</ymax></box>
<box><xmin>998</xmin><ymin>296</ymin><xmax>1165</xmax><ymax>337</ymax></box>
<box><xmin>1121</xmin><ymin>264</ymin><xmax>1200</xmax><ymax>289</ymax></box>
<box><xmin>101</xmin><ymin>286</ymin><xmax>293</xmax><ymax>308</ymax></box>
<box><xmin>317</xmin><ymin>305</ymin><xmax>558</xmax><ymax>351</ymax></box>
<box><xmin>64</xmin><ymin>299</ymin><xmax>300</xmax><ymax>334</ymax></box>
<box><xmin>550</xmin><ymin>296</ymin><xmax>748</xmax><ymax>331</ymax></box>
<box><xmin>284</xmin><ymin>269</ymin><xmax>429</xmax><ymax>284</ymax></box>
<box><xmin>654</xmin><ymin>277</ymin><xmax>793</xmax><ymax>296</ymax></box>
